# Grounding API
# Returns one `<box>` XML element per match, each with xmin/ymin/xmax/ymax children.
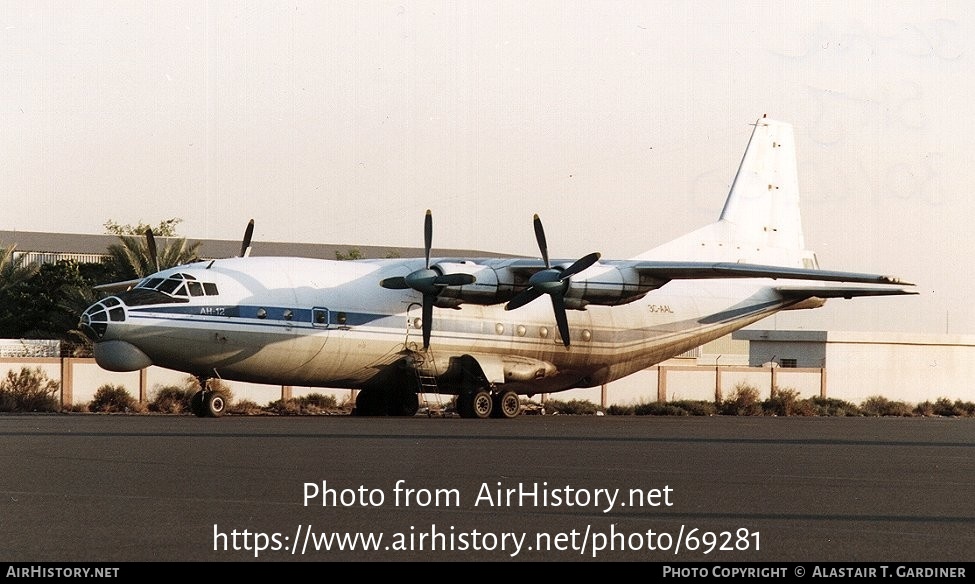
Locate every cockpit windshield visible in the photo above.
<box><xmin>136</xmin><ymin>273</ymin><xmax>219</xmax><ymax>298</ymax></box>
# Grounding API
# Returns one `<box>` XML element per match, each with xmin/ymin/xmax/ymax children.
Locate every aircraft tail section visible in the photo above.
<box><xmin>636</xmin><ymin>117</ymin><xmax>816</xmax><ymax>269</ymax></box>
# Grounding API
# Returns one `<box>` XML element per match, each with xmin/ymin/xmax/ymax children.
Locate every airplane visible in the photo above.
<box><xmin>79</xmin><ymin>116</ymin><xmax>916</xmax><ymax>419</ymax></box>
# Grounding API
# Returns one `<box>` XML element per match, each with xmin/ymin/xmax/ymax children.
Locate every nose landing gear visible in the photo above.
<box><xmin>190</xmin><ymin>376</ymin><xmax>228</xmax><ymax>418</ymax></box>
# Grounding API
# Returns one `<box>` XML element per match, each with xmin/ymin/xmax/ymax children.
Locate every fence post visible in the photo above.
<box><xmin>657</xmin><ymin>366</ymin><xmax>667</xmax><ymax>403</ymax></box>
<box><xmin>60</xmin><ymin>358</ymin><xmax>73</xmax><ymax>408</ymax></box>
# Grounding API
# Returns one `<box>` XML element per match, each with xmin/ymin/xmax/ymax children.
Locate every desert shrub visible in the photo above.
<box><xmin>952</xmin><ymin>400</ymin><xmax>975</xmax><ymax>417</ymax></box>
<box><xmin>0</xmin><ymin>367</ymin><xmax>61</xmax><ymax>412</ymax></box>
<box><xmin>264</xmin><ymin>393</ymin><xmax>340</xmax><ymax>415</ymax></box>
<box><xmin>916</xmin><ymin>397</ymin><xmax>974</xmax><ymax>417</ymax></box>
<box><xmin>606</xmin><ymin>404</ymin><xmax>635</xmax><ymax>416</ymax></box>
<box><xmin>634</xmin><ymin>402</ymin><xmax>688</xmax><ymax>416</ymax></box>
<box><xmin>763</xmin><ymin>388</ymin><xmax>803</xmax><ymax>416</ymax></box>
<box><xmin>149</xmin><ymin>385</ymin><xmax>196</xmax><ymax>414</ymax></box>
<box><xmin>720</xmin><ymin>382</ymin><xmax>763</xmax><ymax>416</ymax></box>
<box><xmin>672</xmin><ymin>400</ymin><xmax>718</xmax><ymax>416</ymax></box>
<box><xmin>805</xmin><ymin>397</ymin><xmax>861</xmax><ymax>417</ymax></box>
<box><xmin>90</xmin><ymin>384</ymin><xmax>140</xmax><ymax>413</ymax></box>
<box><xmin>860</xmin><ymin>395</ymin><xmax>913</xmax><ymax>417</ymax></box>
<box><xmin>298</xmin><ymin>393</ymin><xmax>338</xmax><ymax>409</ymax></box>
<box><xmin>64</xmin><ymin>402</ymin><xmax>90</xmax><ymax>413</ymax></box>
<box><xmin>544</xmin><ymin>399</ymin><xmax>602</xmax><ymax>415</ymax></box>
<box><xmin>227</xmin><ymin>399</ymin><xmax>263</xmax><ymax>416</ymax></box>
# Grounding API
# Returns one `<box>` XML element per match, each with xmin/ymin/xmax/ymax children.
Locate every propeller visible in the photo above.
<box><xmin>504</xmin><ymin>214</ymin><xmax>600</xmax><ymax>347</ymax></box>
<box><xmin>145</xmin><ymin>228</ymin><xmax>159</xmax><ymax>273</ymax></box>
<box><xmin>380</xmin><ymin>210</ymin><xmax>476</xmax><ymax>349</ymax></box>
<box><xmin>240</xmin><ymin>219</ymin><xmax>255</xmax><ymax>257</ymax></box>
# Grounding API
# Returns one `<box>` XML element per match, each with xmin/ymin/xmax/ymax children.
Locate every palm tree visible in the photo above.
<box><xmin>103</xmin><ymin>234</ymin><xmax>203</xmax><ymax>281</ymax></box>
<box><xmin>0</xmin><ymin>244</ymin><xmax>38</xmax><ymax>293</ymax></box>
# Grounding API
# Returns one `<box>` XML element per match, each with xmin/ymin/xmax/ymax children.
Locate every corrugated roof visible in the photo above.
<box><xmin>0</xmin><ymin>230</ymin><xmax>515</xmax><ymax>261</ymax></box>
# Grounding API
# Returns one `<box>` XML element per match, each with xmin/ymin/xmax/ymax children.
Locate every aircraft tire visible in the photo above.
<box><xmin>190</xmin><ymin>391</ymin><xmax>206</xmax><ymax>417</ymax></box>
<box><xmin>204</xmin><ymin>391</ymin><xmax>227</xmax><ymax>418</ymax></box>
<box><xmin>388</xmin><ymin>388</ymin><xmax>419</xmax><ymax>417</ymax></box>
<box><xmin>458</xmin><ymin>390</ymin><xmax>493</xmax><ymax>419</ymax></box>
<box><xmin>491</xmin><ymin>390</ymin><xmax>521</xmax><ymax>419</ymax></box>
<box><xmin>354</xmin><ymin>389</ymin><xmax>378</xmax><ymax>416</ymax></box>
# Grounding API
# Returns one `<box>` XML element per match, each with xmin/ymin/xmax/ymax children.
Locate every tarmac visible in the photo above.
<box><xmin>0</xmin><ymin>414</ymin><xmax>972</xmax><ymax>563</ymax></box>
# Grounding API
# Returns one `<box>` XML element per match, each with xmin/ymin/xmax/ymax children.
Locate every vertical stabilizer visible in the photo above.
<box><xmin>719</xmin><ymin>117</ymin><xmax>804</xmax><ymax>252</ymax></box>
<box><xmin>637</xmin><ymin>117</ymin><xmax>813</xmax><ymax>268</ymax></box>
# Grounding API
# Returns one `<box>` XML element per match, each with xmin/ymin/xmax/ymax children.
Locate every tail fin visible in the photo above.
<box><xmin>637</xmin><ymin>117</ymin><xmax>815</xmax><ymax>268</ymax></box>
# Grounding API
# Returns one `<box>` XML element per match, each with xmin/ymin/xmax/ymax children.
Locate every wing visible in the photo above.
<box><xmin>627</xmin><ymin>261</ymin><xmax>913</xmax><ymax>287</ymax></box>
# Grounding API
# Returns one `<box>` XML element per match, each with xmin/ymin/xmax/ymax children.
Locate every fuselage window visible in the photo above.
<box><xmin>283</xmin><ymin>309</ymin><xmax>293</xmax><ymax>321</ymax></box>
<box><xmin>203</xmin><ymin>283</ymin><xmax>219</xmax><ymax>296</ymax></box>
<box><xmin>256</xmin><ymin>308</ymin><xmax>267</xmax><ymax>319</ymax></box>
<box><xmin>313</xmin><ymin>308</ymin><xmax>328</xmax><ymax>326</ymax></box>
<box><xmin>186</xmin><ymin>281</ymin><xmax>204</xmax><ymax>296</ymax></box>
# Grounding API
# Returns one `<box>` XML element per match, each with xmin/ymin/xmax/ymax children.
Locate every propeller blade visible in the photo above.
<box><xmin>380</xmin><ymin>276</ymin><xmax>410</xmax><ymax>290</ymax></box>
<box><xmin>424</xmin><ymin>209</ymin><xmax>432</xmax><ymax>269</ymax></box>
<box><xmin>560</xmin><ymin>252</ymin><xmax>601</xmax><ymax>279</ymax></box>
<box><xmin>434</xmin><ymin>273</ymin><xmax>476</xmax><ymax>287</ymax></box>
<box><xmin>240</xmin><ymin>219</ymin><xmax>255</xmax><ymax>257</ymax></box>
<box><xmin>145</xmin><ymin>228</ymin><xmax>158</xmax><ymax>273</ymax></box>
<box><xmin>505</xmin><ymin>287</ymin><xmax>544</xmax><ymax>311</ymax></box>
<box><xmin>421</xmin><ymin>294</ymin><xmax>434</xmax><ymax>350</ymax></box>
<box><xmin>533</xmin><ymin>214</ymin><xmax>550</xmax><ymax>268</ymax></box>
<box><xmin>551</xmin><ymin>293</ymin><xmax>571</xmax><ymax>347</ymax></box>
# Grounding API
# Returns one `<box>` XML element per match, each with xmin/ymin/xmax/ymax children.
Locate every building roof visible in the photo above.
<box><xmin>734</xmin><ymin>329</ymin><xmax>975</xmax><ymax>347</ymax></box>
<box><xmin>0</xmin><ymin>230</ymin><xmax>514</xmax><ymax>261</ymax></box>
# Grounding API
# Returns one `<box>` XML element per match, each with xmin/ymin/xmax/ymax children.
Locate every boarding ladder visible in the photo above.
<box><xmin>410</xmin><ymin>349</ymin><xmax>446</xmax><ymax>417</ymax></box>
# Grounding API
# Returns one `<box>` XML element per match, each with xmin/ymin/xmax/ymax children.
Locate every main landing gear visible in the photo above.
<box><xmin>456</xmin><ymin>388</ymin><xmax>521</xmax><ymax>419</ymax></box>
<box><xmin>353</xmin><ymin>386</ymin><xmax>420</xmax><ymax>417</ymax></box>
<box><xmin>190</xmin><ymin>376</ymin><xmax>228</xmax><ymax>418</ymax></box>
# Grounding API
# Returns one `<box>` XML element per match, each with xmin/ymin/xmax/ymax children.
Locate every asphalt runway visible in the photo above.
<box><xmin>0</xmin><ymin>414</ymin><xmax>972</xmax><ymax>563</ymax></box>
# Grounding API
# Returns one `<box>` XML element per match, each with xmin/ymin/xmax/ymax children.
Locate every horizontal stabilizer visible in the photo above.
<box><xmin>629</xmin><ymin>261</ymin><xmax>914</xmax><ymax>286</ymax></box>
<box><xmin>776</xmin><ymin>286</ymin><xmax>918</xmax><ymax>299</ymax></box>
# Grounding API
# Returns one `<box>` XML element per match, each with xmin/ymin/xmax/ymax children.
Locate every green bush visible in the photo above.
<box><xmin>90</xmin><ymin>384</ymin><xmax>140</xmax><ymax>413</ymax></box>
<box><xmin>860</xmin><ymin>395</ymin><xmax>913</xmax><ymax>417</ymax></box>
<box><xmin>720</xmin><ymin>382</ymin><xmax>763</xmax><ymax>416</ymax></box>
<box><xmin>606</xmin><ymin>404</ymin><xmax>635</xmax><ymax>416</ymax></box>
<box><xmin>0</xmin><ymin>367</ymin><xmax>61</xmax><ymax>412</ymax></box>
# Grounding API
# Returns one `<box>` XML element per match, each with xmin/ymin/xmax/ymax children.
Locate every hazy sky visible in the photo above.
<box><xmin>1</xmin><ymin>1</ymin><xmax>971</xmax><ymax>333</ymax></box>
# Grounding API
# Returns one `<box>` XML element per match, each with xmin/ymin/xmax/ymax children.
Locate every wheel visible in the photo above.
<box><xmin>189</xmin><ymin>391</ymin><xmax>206</xmax><ymax>417</ymax></box>
<box><xmin>204</xmin><ymin>391</ymin><xmax>227</xmax><ymax>418</ymax></box>
<box><xmin>354</xmin><ymin>389</ymin><xmax>378</xmax><ymax>416</ymax></box>
<box><xmin>471</xmin><ymin>390</ymin><xmax>493</xmax><ymax>419</ymax></box>
<box><xmin>491</xmin><ymin>390</ymin><xmax>521</xmax><ymax>419</ymax></box>
<box><xmin>388</xmin><ymin>388</ymin><xmax>419</xmax><ymax>416</ymax></box>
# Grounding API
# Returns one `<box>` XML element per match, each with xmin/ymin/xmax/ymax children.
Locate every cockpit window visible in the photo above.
<box><xmin>157</xmin><ymin>279</ymin><xmax>182</xmax><ymax>294</ymax></box>
<box><xmin>135</xmin><ymin>273</ymin><xmax>219</xmax><ymax>297</ymax></box>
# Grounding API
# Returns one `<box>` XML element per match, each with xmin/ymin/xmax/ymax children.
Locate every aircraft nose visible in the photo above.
<box><xmin>80</xmin><ymin>297</ymin><xmax>127</xmax><ymax>341</ymax></box>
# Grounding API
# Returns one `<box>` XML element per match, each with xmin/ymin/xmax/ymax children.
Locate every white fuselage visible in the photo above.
<box><xmin>88</xmin><ymin>255</ymin><xmax>792</xmax><ymax>395</ymax></box>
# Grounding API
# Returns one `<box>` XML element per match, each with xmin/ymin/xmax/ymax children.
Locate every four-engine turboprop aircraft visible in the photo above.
<box><xmin>80</xmin><ymin>117</ymin><xmax>915</xmax><ymax>419</ymax></box>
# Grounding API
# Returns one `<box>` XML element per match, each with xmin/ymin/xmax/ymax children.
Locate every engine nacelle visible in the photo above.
<box><xmin>434</xmin><ymin>262</ymin><xmax>665</xmax><ymax>308</ymax></box>
<box><xmin>564</xmin><ymin>266</ymin><xmax>664</xmax><ymax>306</ymax></box>
<box><xmin>432</xmin><ymin>261</ymin><xmax>518</xmax><ymax>305</ymax></box>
